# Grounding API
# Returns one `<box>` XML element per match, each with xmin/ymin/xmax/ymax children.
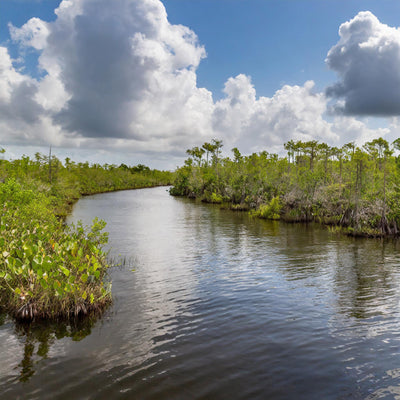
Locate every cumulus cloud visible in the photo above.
<box><xmin>1</xmin><ymin>2</ymin><xmax>396</xmax><ymax>167</ymax></box>
<box><xmin>9</xmin><ymin>17</ymin><xmax>50</xmax><ymax>50</ymax></box>
<box><xmin>331</xmin><ymin>116</ymin><xmax>390</xmax><ymax>145</ymax></box>
<box><xmin>213</xmin><ymin>76</ymin><xmax>337</xmax><ymax>154</ymax></box>
<box><xmin>43</xmin><ymin>0</ymin><xmax>211</xmax><ymax>143</ymax></box>
<box><xmin>326</xmin><ymin>11</ymin><xmax>400</xmax><ymax>116</ymax></box>
<box><xmin>0</xmin><ymin>46</ymin><xmax>49</xmax><ymax>146</ymax></box>
<box><xmin>0</xmin><ymin>47</ymin><xmax>28</xmax><ymax>102</ymax></box>
<box><xmin>1</xmin><ymin>0</ymin><xmax>215</xmax><ymax>155</ymax></box>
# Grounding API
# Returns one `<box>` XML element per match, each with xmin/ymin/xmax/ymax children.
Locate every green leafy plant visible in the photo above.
<box><xmin>254</xmin><ymin>196</ymin><xmax>282</xmax><ymax>220</ymax></box>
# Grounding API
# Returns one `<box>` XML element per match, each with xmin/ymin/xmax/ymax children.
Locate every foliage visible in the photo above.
<box><xmin>202</xmin><ymin>191</ymin><xmax>223</xmax><ymax>204</ymax></box>
<box><xmin>171</xmin><ymin>137</ymin><xmax>400</xmax><ymax>237</ymax></box>
<box><xmin>0</xmin><ymin>178</ymin><xmax>110</xmax><ymax>320</ymax></box>
<box><xmin>0</xmin><ymin>153</ymin><xmax>173</xmax><ymax>320</ymax></box>
<box><xmin>253</xmin><ymin>196</ymin><xmax>282</xmax><ymax>220</ymax></box>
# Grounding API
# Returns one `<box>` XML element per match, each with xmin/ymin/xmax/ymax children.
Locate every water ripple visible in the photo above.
<box><xmin>2</xmin><ymin>188</ymin><xmax>400</xmax><ymax>399</ymax></box>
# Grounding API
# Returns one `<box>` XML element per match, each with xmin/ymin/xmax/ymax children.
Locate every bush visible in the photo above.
<box><xmin>254</xmin><ymin>196</ymin><xmax>282</xmax><ymax>220</ymax></box>
<box><xmin>0</xmin><ymin>179</ymin><xmax>111</xmax><ymax>320</ymax></box>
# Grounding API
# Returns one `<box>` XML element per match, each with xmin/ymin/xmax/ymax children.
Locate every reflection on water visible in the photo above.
<box><xmin>2</xmin><ymin>187</ymin><xmax>400</xmax><ymax>399</ymax></box>
<box><xmin>0</xmin><ymin>315</ymin><xmax>98</xmax><ymax>383</ymax></box>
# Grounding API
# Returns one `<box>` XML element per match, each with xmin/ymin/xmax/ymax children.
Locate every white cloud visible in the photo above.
<box><xmin>9</xmin><ymin>17</ymin><xmax>50</xmax><ymax>50</ymax></box>
<box><xmin>1</xmin><ymin>3</ymin><xmax>398</xmax><ymax>167</ymax></box>
<box><xmin>213</xmin><ymin>76</ymin><xmax>337</xmax><ymax>154</ymax></box>
<box><xmin>45</xmin><ymin>0</ymin><xmax>212</xmax><ymax>148</ymax></box>
<box><xmin>331</xmin><ymin>116</ymin><xmax>390</xmax><ymax>146</ymax></box>
<box><xmin>0</xmin><ymin>47</ymin><xmax>28</xmax><ymax>102</ymax></box>
<box><xmin>0</xmin><ymin>46</ymin><xmax>51</xmax><ymax>149</ymax></box>
<box><xmin>3</xmin><ymin>0</ymin><xmax>215</xmax><ymax>155</ymax></box>
<box><xmin>326</xmin><ymin>11</ymin><xmax>400</xmax><ymax>116</ymax></box>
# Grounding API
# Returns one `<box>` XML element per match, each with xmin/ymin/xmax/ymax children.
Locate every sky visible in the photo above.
<box><xmin>2</xmin><ymin>0</ymin><xmax>400</xmax><ymax>169</ymax></box>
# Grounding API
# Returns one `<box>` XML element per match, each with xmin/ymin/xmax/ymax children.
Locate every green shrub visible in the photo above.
<box><xmin>0</xmin><ymin>178</ymin><xmax>111</xmax><ymax>320</ymax></box>
<box><xmin>254</xmin><ymin>196</ymin><xmax>282</xmax><ymax>220</ymax></box>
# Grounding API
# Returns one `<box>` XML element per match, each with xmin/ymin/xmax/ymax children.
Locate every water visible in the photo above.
<box><xmin>2</xmin><ymin>187</ymin><xmax>400</xmax><ymax>399</ymax></box>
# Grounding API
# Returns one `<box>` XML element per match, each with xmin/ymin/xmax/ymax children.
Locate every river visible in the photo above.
<box><xmin>2</xmin><ymin>186</ymin><xmax>400</xmax><ymax>399</ymax></box>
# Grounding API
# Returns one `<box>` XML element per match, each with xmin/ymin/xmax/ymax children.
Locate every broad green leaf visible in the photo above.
<box><xmin>40</xmin><ymin>279</ymin><xmax>48</xmax><ymax>289</ymax></box>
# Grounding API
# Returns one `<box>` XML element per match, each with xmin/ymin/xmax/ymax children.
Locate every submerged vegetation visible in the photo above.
<box><xmin>171</xmin><ymin>138</ymin><xmax>400</xmax><ymax>237</ymax></box>
<box><xmin>0</xmin><ymin>151</ymin><xmax>173</xmax><ymax>321</ymax></box>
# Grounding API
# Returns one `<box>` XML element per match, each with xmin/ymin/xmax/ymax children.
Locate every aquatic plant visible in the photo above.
<box><xmin>0</xmin><ymin>179</ymin><xmax>111</xmax><ymax>320</ymax></box>
<box><xmin>0</xmin><ymin>154</ymin><xmax>172</xmax><ymax>321</ymax></box>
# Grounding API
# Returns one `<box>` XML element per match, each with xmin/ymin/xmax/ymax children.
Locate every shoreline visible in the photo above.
<box><xmin>175</xmin><ymin>194</ymin><xmax>398</xmax><ymax>239</ymax></box>
<box><xmin>0</xmin><ymin>162</ymin><xmax>173</xmax><ymax>322</ymax></box>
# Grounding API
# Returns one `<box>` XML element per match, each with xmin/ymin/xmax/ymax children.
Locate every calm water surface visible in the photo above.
<box><xmin>2</xmin><ymin>187</ymin><xmax>400</xmax><ymax>399</ymax></box>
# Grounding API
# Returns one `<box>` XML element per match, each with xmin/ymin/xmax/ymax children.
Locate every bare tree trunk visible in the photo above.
<box><xmin>49</xmin><ymin>146</ymin><xmax>52</xmax><ymax>184</ymax></box>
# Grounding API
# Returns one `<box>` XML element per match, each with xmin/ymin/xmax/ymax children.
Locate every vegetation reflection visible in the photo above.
<box><xmin>14</xmin><ymin>316</ymin><xmax>99</xmax><ymax>382</ymax></box>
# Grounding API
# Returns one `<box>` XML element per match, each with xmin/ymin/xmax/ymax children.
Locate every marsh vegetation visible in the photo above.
<box><xmin>0</xmin><ymin>151</ymin><xmax>173</xmax><ymax>321</ymax></box>
<box><xmin>171</xmin><ymin>138</ymin><xmax>400</xmax><ymax>237</ymax></box>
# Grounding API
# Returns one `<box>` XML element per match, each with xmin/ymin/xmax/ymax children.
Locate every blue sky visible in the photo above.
<box><xmin>5</xmin><ymin>0</ymin><xmax>399</xmax><ymax>96</ymax></box>
<box><xmin>1</xmin><ymin>0</ymin><xmax>400</xmax><ymax>167</ymax></box>
<box><xmin>163</xmin><ymin>0</ymin><xmax>400</xmax><ymax>97</ymax></box>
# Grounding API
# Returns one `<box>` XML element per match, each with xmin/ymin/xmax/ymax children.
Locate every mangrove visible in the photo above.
<box><xmin>171</xmin><ymin>137</ymin><xmax>400</xmax><ymax>237</ymax></box>
<box><xmin>0</xmin><ymin>150</ymin><xmax>173</xmax><ymax>321</ymax></box>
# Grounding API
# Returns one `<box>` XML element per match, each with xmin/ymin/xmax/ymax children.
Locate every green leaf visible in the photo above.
<box><xmin>40</xmin><ymin>279</ymin><xmax>48</xmax><ymax>289</ymax></box>
<box><xmin>81</xmin><ymin>273</ymin><xmax>88</xmax><ymax>283</ymax></box>
<box><xmin>15</xmin><ymin>258</ymin><xmax>23</xmax><ymax>268</ymax></box>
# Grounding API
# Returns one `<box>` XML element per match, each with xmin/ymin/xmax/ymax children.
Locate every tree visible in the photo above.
<box><xmin>186</xmin><ymin>146</ymin><xmax>205</xmax><ymax>167</ymax></box>
<box><xmin>202</xmin><ymin>142</ymin><xmax>215</xmax><ymax>167</ymax></box>
<box><xmin>318</xmin><ymin>142</ymin><xmax>333</xmax><ymax>180</ymax></box>
<box><xmin>284</xmin><ymin>140</ymin><xmax>295</xmax><ymax>165</ymax></box>
<box><xmin>343</xmin><ymin>142</ymin><xmax>355</xmax><ymax>160</ymax></box>
<box><xmin>211</xmin><ymin>139</ymin><xmax>223</xmax><ymax>165</ymax></box>
<box><xmin>131</xmin><ymin>164</ymin><xmax>150</xmax><ymax>173</ymax></box>
<box><xmin>364</xmin><ymin>138</ymin><xmax>389</xmax><ymax>170</ymax></box>
<box><xmin>303</xmin><ymin>140</ymin><xmax>319</xmax><ymax>171</ymax></box>
<box><xmin>231</xmin><ymin>147</ymin><xmax>242</xmax><ymax>163</ymax></box>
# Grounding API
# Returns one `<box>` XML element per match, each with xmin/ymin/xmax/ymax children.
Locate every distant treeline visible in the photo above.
<box><xmin>171</xmin><ymin>138</ymin><xmax>400</xmax><ymax>237</ymax></box>
<box><xmin>0</xmin><ymin>152</ymin><xmax>173</xmax><ymax>216</ymax></box>
<box><xmin>0</xmin><ymin>150</ymin><xmax>173</xmax><ymax>321</ymax></box>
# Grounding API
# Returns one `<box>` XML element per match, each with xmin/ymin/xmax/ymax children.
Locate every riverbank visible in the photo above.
<box><xmin>171</xmin><ymin>138</ymin><xmax>400</xmax><ymax>238</ymax></box>
<box><xmin>0</xmin><ymin>155</ymin><xmax>173</xmax><ymax>321</ymax></box>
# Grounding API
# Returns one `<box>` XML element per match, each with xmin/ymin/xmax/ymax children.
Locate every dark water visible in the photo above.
<box><xmin>2</xmin><ymin>187</ymin><xmax>400</xmax><ymax>399</ymax></box>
